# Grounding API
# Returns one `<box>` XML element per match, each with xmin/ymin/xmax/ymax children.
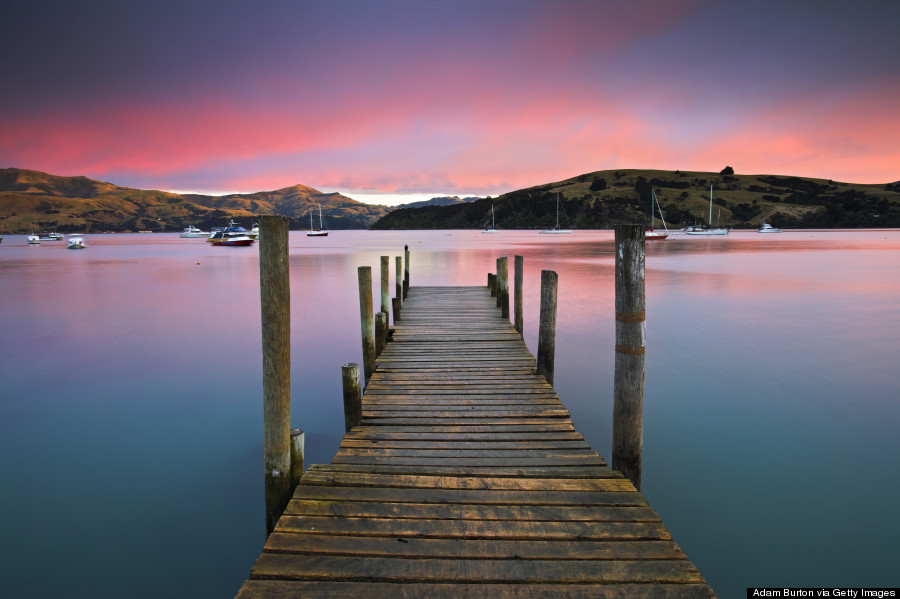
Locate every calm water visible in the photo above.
<box><xmin>1</xmin><ymin>229</ymin><xmax>898</xmax><ymax>597</ymax></box>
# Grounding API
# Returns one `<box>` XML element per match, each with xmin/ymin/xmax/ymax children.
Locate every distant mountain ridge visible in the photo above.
<box><xmin>0</xmin><ymin>168</ymin><xmax>392</xmax><ymax>233</ymax></box>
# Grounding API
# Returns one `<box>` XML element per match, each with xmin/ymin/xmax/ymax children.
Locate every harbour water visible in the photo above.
<box><xmin>1</xmin><ymin>229</ymin><xmax>898</xmax><ymax>597</ymax></box>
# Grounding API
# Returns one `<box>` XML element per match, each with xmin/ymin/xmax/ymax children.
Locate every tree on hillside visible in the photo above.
<box><xmin>720</xmin><ymin>166</ymin><xmax>734</xmax><ymax>175</ymax></box>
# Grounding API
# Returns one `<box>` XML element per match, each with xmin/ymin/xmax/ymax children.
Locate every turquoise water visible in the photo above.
<box><xmin>1</xmin><ymin>229</ymin><xmax>897</xmax><ymax>597</ymax></box>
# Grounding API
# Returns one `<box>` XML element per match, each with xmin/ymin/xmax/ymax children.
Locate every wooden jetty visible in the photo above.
<box><xmin>237</xmin><ymin>282</ymin><xmax>716</xmax><ymax>597</ymax></box>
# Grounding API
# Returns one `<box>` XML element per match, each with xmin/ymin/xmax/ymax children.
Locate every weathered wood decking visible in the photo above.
<box><xmin>237</xmin><ymin>286</ymin><xmax>716</xmax><ymax>598</ymax></box>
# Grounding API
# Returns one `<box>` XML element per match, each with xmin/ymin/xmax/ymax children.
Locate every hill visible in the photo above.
<box><xmin>0</xmin><ymin>168</ymin><xmax>391</xmax><ymax>233</ymax></box>
<box><xmin>393</xmin><ymin>196</ymin><xmax>482</xmax><ymax>210</ymax></box>
<box><xmin>370</xmin><ymin>168</ymin><xmax>900</xmax><ymax>230</ymax></box>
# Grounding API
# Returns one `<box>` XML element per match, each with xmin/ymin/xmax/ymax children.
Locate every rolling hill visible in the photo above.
<box><xmin>371</xmin><ymin>168</ymin><xmax>900</xmax><ymax>230</ymax></box>
<box><xmin>0</xmin><ymin>168</ymin><xmax>392</xmax><ymax>233</ymax></box>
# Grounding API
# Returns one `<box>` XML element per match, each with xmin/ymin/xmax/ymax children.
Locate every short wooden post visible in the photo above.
<box><xmin>259</xmin><ymin>215</ymin><xmax>292</xmax><ymax>536</ymax></box>
<box><xmin>514</xmin><ymin>255</ymin><xmax>524</xmax><ymax>336</ymax></box>
<box><xmin>290</xmin><ymin>428</ymin><xmax>305</xmax><ymax>490</ymax></box>
<box><xmin>403</xmin><ymin>246</ymin><xmax>410</xmax><ymax>299</ymax></box>
<box><xmin>395</xmin><ymin>256</ymin><xmax>403</xmax><ymax>304</ymax></box>
<box><xmin>486</xmin><ymin>272</ymin><xmax>492</xmax><ymax>289</ymax></box>
<box><xmin>358</xmin><ymin>266</ymin><xmax>376</xmax><ymax>386</ymax></box>
<box><xmin>342</xmin><ymin>363</ymin><xmax>362</xmax><ymax>432</ymax></box>
<box><xmin>536</xmin><ymin>270</ymin><xmax>558</xmax><ymax>385</ymax></box>
<box><xmin>488</xmin><ymin>273</ymin><xmax>496</xmax><ymax>296</ymax></box>
<box><xmin>392</xmin><ymin>297</ymin><xmax>401</xmax><ymax>322</ymax></box>
<box><xmin>497</xmin><ymin>256</ymin><xmax>509</xmax><ymax>319</ymax></box>
<box><xmin>375</xmin><ymin>311</ymin><xmax>387</xmax><ymax>357</ymax></box>
<box><xmin>612</xmin><ymin>224</ymin><xmax>646</xmax><ymax>491</ymax></box>
<box><xmin>380</xmin><ymin>256</ymin><xmax>390</xmax><ymax>319</ymax></box>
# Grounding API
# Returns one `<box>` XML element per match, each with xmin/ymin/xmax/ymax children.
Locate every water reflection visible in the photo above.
<box><xmin>1</xmin><ymin>229</ymin><xmax>898</xmax><ymax>597</ymax></box>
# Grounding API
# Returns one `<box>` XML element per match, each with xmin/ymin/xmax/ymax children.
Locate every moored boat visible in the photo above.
<box><xmin>758</xmin><ymin>223</ymin><xmax>782</xmax><ymax>233</ymax></box>
<box><xmin>307</xmin><ymin>204</ymin><xmax>329</xmax><ymax>237</ymax></box>
<box><xmin>482</xmin><ymin>203</ymin><xmax>499</xmax><ymax>233</ymax></box>
<box><xmin>645</xmin><ymin>189</ymin><xmax>669</xmax><ymax>240</ymax></box>
<box><xmin>67</xmin><ymin>235</ymin><xmax>87</xmax><ymax>249</ymax></box>
<box><xmin>39</xmin><ymin>232</ymin><xmax>64</xmax><ymax>241</ymax></box>
<box><xmin>539</xmin><ymin>192</ymin><xmax>573</xmax><ymax>234</ymax></box>
<box><xmin>684</xmin><ymin>186</ymin><xmax>728</xmax><ymax>236</ymax></box>
<box><xmin>208</xmin><ymin>220</ymin><xmax>255</xmax><ymax>246</ymax></box>
<box><xmin>180</xmin><ymin>225</ymin><xmax>209</xmax><ymax>238</ymax></box>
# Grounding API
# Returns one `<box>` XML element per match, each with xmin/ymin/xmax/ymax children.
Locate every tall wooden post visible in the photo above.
<box><xmin>514</xmin><ymin>255</ymin><xmax>524</xmax><ymax>336</ymax></box>
<box><xmin>497</xmin><ymin>256</ymin><xmax>509</xmax><ymax>319</ymax></box>
<box><xmin>403</xmin><ymin>246</ymin><xmax>410</xmax><ymax>299</ymax></box>
<box><xmin>392</xmin><ymin>297</ymin><xmax>401</xmax><ymax>323</ymax></box>
<box><xmin>395</xmin><ymin>256</ymin><xmax>402</xmax><ymax>304</ymax></box>
<box><xmin>358</xmin><ymin>266</ymin><xmax>376</xmax><ymax>386</ymax></box>
<box><xmin>380</xmin><ymin>256</ymin><xmax>390</xmax><ymax>319</ymax></box>
<box><xmin>259</xmin><ymin>215</ymin><xmax>292</xmax><ymax>535</ymax></box>
<box><xmin>536</xmin><ymin>270</ymin><xmax>558</xmax><ymax>385</ymax></box>
<box><xmin>488</xmin><ymin>273</ymin><xmax>496</xmax><ymax>296</ymax></box>
<box><xmin>342</xmin><ymin>363</ymin><xmax>362</xmax><ymax>432</ymax></box>
<box><xmin>613</xmin><ymin>224</ymin><xmax>646</xmax><ymax>491</ymax></box>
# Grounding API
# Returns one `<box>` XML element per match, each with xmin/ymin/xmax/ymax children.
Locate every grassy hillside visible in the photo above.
<box><xmin>372</xmin><ymin>168</ymin><xmax>900</xmax><ymax>230</ymax></box>
<box><xmin>0</xmin><ymin>168</ymin><xmax>391</xmax><ymax>233</ymax></box>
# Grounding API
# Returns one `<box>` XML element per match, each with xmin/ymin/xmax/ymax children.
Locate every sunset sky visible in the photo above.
<box><xmin>2</xmin><ymin>0</ymin><xmax>898</xmax><ymax>205</ymax></box>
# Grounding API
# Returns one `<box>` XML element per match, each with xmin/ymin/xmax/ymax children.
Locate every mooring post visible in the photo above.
<box><xmin>392</xmin><ymin>297</ymin><xmax>401</xmax><ymax>323</ymax></box>
<box><xmin>375</xmin><ymin>311</ymin><xmax>387</xmax><ymax>357</ymax></box>
<box><xmin>290</xmin><ymin>428</ymin><xmax>304</xmax><ymax>490</ymax></box>
<box><xmin>403</xmin><ymin>245</ymin><xmax>410</xmax><ymax>299</ymax></box>
<box><xmin>612</xmin><ymin>224</ymin><xmax>646</xmax><ymax>491</ymax></box>
<box><xmin>380</xmin><ymin>256</ymin><xmax>390</xmax><ymax>320</ymax></box>
<box><xmin>259</xmin><ymin>215</ymin><xmax>292</xmax><ymax>536</ymax></box>
<box><xmin>395</xmin><ymin>256</ymin><xmax>403</xmax><ymax>305</ymax></box>
<box><xmin>497</xmin><ymin>256</ymin><xmax>509</xmax><ymax>319</ymax></box>
<box><xmin>358</xmin><ymin>266</ymin><xmax>376</xmax><ymax>386</ymax></box>
<box><xmin>488</xmin><ymin>273</ymin><xmax>496</xmax><ymax>296</ymax></box>
<box><xmin>342</xmin><ymin>363</ymin><xmax>362</xmax><ymax>432</ymax></box>
<box><xmin>486</xmin><ymin>272</ymin><xmax>492</xmax><ymax>289</ymax></box>
<box><xmin>536</xmin><ymin>270</ymin><xmax>558</xmax><ymax>385</ymax></box>
<box><xmin>514</xmin><ymin>255</ymin><xmax>524</xmax><ymax>336</ymax></box>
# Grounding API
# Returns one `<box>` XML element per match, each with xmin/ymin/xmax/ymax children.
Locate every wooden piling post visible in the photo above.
<box><xmin>290</xmin><ymin>428</ymin><xmax>304</xmax><ymax>490</ymax></box>
<box><xmin>612</xmin><ymin>224</ymin><xmax>646</xmax><ymax>491</ymax></box>
<box><xmin>403</xmin><ymin>246</ymin><xmax>410</xmax><ymax>299</ymax></box>
<box><xmin>488</xmin><ymin>273</ymin><xmax>496</xmax><ymax>296</ymax></box>
<box><xmin>497</xmin><ymin>256</ymin><xmax>509</xmax><ymax>319</ymax></box>
<box><xmin>395</xmin><ymin>256</ymin><xmax>403</xmax><ymax>304</ymax></box>
<box><xmin>375</xmin><ymin>311</ymin><xmax>387</xmax><ymax>357</ymax></box>
<box><xmin>342</xmin><ymin>363</ymin><xmax>362</xmax><ymax>432</ymax></box>
<box><xmin>536</xmin><ymin>270</ymin><xmax>558</xmax><ymax>386</ymax></box>
<box><xmin>358</xmin><ymin>266</ymin><xmax>376</xmax><ymax>386</ymax></box>
<box><xmin>258</xmin><ymin>215</ymin><xmax>292</xmax><ymax>536</ymax></box>
<box><xmin>380</xmin><ymin>256</ymin><xmax>390</xmax><ymax>319</ymax></box>
<box><xmin>392</xmin><ymin>297</ymin><xmax>401</xmax><ymax>323</ymax></box>
<box><xmin>486</xmin><ymin>272</ymin><xmax>492</xmax><ymax>289</ymax></box>
<box><xmin>514</xmin><ymin>255</ymin><xmax>524</xmax><ymax>336</ymax></box>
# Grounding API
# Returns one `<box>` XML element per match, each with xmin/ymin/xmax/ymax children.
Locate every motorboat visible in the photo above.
<box><xmin>539</xmin><ymin>192</ymin><xmax>573</xmax><ymax>234</ymax></box>
<box><xmin>684</xmin><ymin>186</ymin><xmax>728</xmax><ymax>235</ymax></box>
<box><xmin>758</xmin><ymin>223</ymin><xmax>782</xmax><ymax>233</ymax></box>
<box><xmin>67</xmin><ymin>235</ymin><xmax>87</xmax><ymax>249</ymax></box>
<box><xmin>39</xmin><ymin>232</ymin><xmax>64</xmax><ymax>241</ymax></box>
<box><xmin>179</xmin><ymin>225</ymin><xmax>209</xmax><ymax>238</ymax></box>
<box><xmin>27</xmin><ymin>234</ymin><xmax>40</xmax><ymax>244</ymax></box>
<box><xmin>208</xmin><ymin>220</ymin><xmax>255</xmax><ymax>246</ymax></box>
<box><xmin>249</xmin><ymin>223</ymin><xmax>259</xmax><ymax>239</ymax></box>
<box><xmin>307</xmin><ymin>204</ymin><xmax>329</xmax><ymax>237</ymax></box>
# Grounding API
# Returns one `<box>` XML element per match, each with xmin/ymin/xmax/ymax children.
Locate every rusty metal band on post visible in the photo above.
<box><xmin>615</xmin><ymin>343</ymin><xmax>646</xmax><ymax>355</ymax></box>
<box><xmin>615</xmin><ymin>310</ymin><xmax>645</xmax><ymax>323</ymax></box>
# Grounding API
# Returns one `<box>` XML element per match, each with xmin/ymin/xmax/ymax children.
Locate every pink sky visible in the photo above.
<box><xmin>1</xmin><ymin>0</ymin><xmax>898</xmax><ymax>204</ymax></box>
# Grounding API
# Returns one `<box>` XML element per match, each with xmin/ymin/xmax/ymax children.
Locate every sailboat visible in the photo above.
<box><xmin>645</xmin><ymin>189</ymin><xmax>669</xmax><ymax>240</ymax></box>
<box><xmin>539</xmin><ymin>192</ymin><xmax>573</xmax><ymax>234</ymax></box>
<box><xmin>307</xmin><ymin>203</ymin><xmax>328</xmax><ymax>237</ymax></box>
<box><xmin>482</xmin><ymin>203</ymin><xmax>499</xmax><ymax>233</ymax></box>
<box><xmin>684</xmin><ymin>186</ymin><xmax>728</xmax><ymax>236</ymax></box>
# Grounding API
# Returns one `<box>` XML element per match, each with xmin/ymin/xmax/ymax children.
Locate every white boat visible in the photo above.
<box><xmin>27</xmin><ymin>234</ymin><xmax>40</xmax><ymax>244</ymax></box>
<box><xmin>758</xmin><ymin>223</ymin><xmax>782</xmax><ymax>233</ymax></box>
<box><xmin>39</xmin><ymin>232</ymin><xmax>64</xmax><ymax>241</ymax></box>
<box><xmin>482</xmin><ymin>203</ymin><xmax>499</xmax><ymax>233</ymax></box>
<box><xmin>179</xmin><ymin>225</ymin><xmax>209</xmax><ymax>238</ymax></box>
<box><xmin>249</xmin><ymin>223</ymin><xmax>259</xmax><ymax>239</ymax></box>
<box><xmin>208</xmin><ymin>220</ymin><xmax>255</xmax><ymax>246</ymax></box>
<box><xmin>307</xmin><ymin>204</ymin><xmax>328</xmax><ymax>237</ymax></box>
<box><xmin>645</xmin><ymin>189</ymin><xmax>669</xmax><ymax>240</ymax></box>
<box><xmin>539</xmin><ymin>192</ymin><xmax>573</xmax><ymax>234</ymax></box>
<box><xmin>67</xmin><ymin>235</ymin><xmax>87</xmax><ymax>249</ymax></box>
<box><xmin>684</xmin><ymin>186</ymin><xmax>728</xmax><ymax>236</ymax></box>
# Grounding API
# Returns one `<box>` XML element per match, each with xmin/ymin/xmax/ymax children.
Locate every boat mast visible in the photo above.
<box><xmin>709</xmin><ymin>185</ymin><xmax>713</xmax><ymax>227</ymax></box>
